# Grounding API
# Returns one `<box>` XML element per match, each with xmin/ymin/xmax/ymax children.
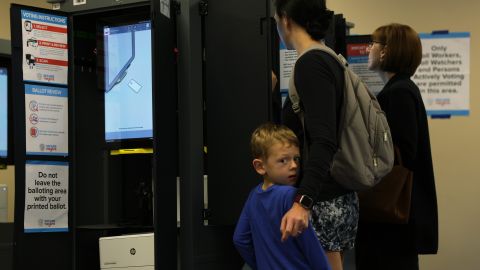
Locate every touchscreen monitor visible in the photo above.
<box><xmin>103</xmin><ymin>21</ymin><xmax>153</xmax><ymax>141</ymax></box>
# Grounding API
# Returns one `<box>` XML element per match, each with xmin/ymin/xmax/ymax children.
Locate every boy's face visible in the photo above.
<box><xmin>253</xmin><ymin>142</ymin><xmax>300</xmax><ymax>189</ymax></box>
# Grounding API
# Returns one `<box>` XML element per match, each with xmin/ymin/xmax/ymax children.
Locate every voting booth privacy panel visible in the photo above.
<box><xmin>10</xmin><ymin>1</ymin><xmax>177</xmax><ymax>269</ymax></box>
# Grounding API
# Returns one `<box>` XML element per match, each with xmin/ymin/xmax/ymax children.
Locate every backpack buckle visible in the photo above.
<box><xmin>292</xmin><ymin>102</ymin><xmax>301</xmax><ymax>114</ymax></box>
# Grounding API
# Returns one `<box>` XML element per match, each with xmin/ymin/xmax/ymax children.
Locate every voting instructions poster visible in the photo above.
<box><xmin>21</xmin><ymin>9</ymin><xmax>68</xmax><ymax>85</ymax></box>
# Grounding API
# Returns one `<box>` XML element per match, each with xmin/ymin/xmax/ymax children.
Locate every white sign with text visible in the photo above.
<box><xmin>21</xmin><ymin>9</ymin><xmax>68</xmax><ymax>85</ymax></box>
<box><xmin>25</xmin><ymin>84</ymin><xmax>68</xmax><ymax>156</ymax></box>
<box><xmin>413</xmin><ymin>32</ymin><xmax>470</xmax><ymax>116</ymax></box>
<box><xmin>279</xmin><ymin>42</ymin><xmax>298</xmax><ymax>105</ymax></box>
<box><xmin>24</xmin><ymin>160</ymin><xmax>68</xmax><ymax>233</ymax></box>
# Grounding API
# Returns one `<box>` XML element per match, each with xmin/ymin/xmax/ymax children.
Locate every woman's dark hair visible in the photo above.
<box><xmin>372</xmin><ymin>23</ymin><xmax>422</xmax><ymax>76</ymax></box>
<box><xmin>274</xmin><ymin>0</ymin><xmax>333</xmax><ymax>41</ymax></box>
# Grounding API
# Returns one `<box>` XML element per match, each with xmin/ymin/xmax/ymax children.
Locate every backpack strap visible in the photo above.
<box><xmin>288</xmin><ymin>74</ymin><xmax>304</xmax><ymax>124</ymax></box>
<box><xmin>303</xmin><ymin>44</ymin><xmax>348</xmax><ymax>69</ymax></box>
<box><xmin>288</xmin><ymin>44</ymin><xmax>347</xmax><ymax>118</ymax></box>
<box><xmin>288</xmin><ymin>76</ymin><xmax>308</xmax><ymax>158</ymax></box>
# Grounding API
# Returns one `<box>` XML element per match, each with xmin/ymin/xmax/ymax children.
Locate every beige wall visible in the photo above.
<box><xmin>0</xmin><ymin>167</ymin><xmax>14</xmax><ymax>222</ymax></box>
<box><xmin>0</xmin><ymin>0</ymin><xmax>50</xmax><ymax>40</ymax></box>
<box><xmin>328</xmin><ymin>1</ymin><xmax>480</xmax><ymax>269</ymax></box>
<box><xmin>0</xmin><ymin>0</ymin><xmax>50</xmax><ymax>222</ymax></box>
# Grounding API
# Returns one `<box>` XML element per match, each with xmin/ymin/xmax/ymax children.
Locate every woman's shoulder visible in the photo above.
<box><xmin>297</xmin><ymin>49</ymin><xmax>340</xmax><ymax>69</ymax></box>
<box><xmin>384</xmin><ymin>75</ymin><xmax>420</xmax><ymax>96</ymax></box>
<box><xmin>380</xmin><ymin>76</ymin><xmax>423</xmax><ymax>108</ymax></box>
<box><xmin>295</xmin><ymin>49</ymin><xmax>343</xmax><ymax>82</ymax></box>
<box><xmin>391</xmin><ymin>76</ymin><xmax>416</xmax><ymax>88</ymax></box>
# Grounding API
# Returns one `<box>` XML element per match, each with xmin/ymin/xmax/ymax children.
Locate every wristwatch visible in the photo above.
<box><xmin>294</xmin><ymin>194</ymin><xmax>314</xmax><ymax>210</ymax></box>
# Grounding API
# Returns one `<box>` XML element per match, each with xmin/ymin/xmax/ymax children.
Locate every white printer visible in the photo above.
<box><xmin>99</xmin><ymin>233</ymin><xmax>154</xmax><ymax>270</ymax></box>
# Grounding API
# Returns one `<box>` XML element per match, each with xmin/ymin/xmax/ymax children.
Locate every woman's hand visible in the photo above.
<box><xmin>280</xmin><ymin>202</ymin><xmax>309</xmax><ymax>241</ymax></box>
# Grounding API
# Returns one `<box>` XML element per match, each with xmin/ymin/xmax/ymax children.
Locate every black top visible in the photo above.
<box><xmin>282</xmin><ymin>50</ymin><xmax>350</xmax><ymax>202</ymax></box>
<box><xmin>374</xmin><ymin>73</ymin><xmax>438</xmax><ymax>254</ymax></box>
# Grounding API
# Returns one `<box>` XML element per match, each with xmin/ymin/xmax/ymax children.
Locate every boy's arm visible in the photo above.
<box><xmin>296</xmin><ymin>228</ymin><xmax>332</xmax><ymax>270</ymax></box>
<box><xmin>284</xmin><ymin>188</ymin><xmax>331</xmax><ymax>270</ymax></box>
<box><xmin>233</xmin><ymin>200</ymin><xmax>257</xmax><ymax>269</ymax></box>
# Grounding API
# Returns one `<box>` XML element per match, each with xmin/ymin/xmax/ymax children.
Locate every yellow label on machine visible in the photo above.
<box><xmin>110</xmin><ymin>148</ymin><xmax>153</xmax><ymax>155</ymax></box>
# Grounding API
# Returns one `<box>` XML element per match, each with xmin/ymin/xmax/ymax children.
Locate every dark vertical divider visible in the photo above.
<box><xmin>151</xmin><ymin>1</ymin><xmax>178</xmax><ymax>269</ymax></box>
<box><xmin>204</xmin><ymin>0</ymin><xmax>271</xmax><ymax>226</ymax></box>
<box><xmin>177</xmin><ymin>0</ymin><xmax>204</xmax><ymax>269</ymax></box>
<box><xmin>10</xmin><ymin>5</ymin><xmax>72</xmax><ymax>270</ymax></box>
<box><xmin>177</xmin><ymin>0</ymin><xmax>272</xmax><ymax>269</ymax></box>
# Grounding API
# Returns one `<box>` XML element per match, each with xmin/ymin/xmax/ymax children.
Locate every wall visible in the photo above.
<box><xmin>0</xmin><ymin>0</ymin><xmax>50</xmax><ymax>222</ymax></box>
<box><xmin>328</xmin><ymin>1</ymin><xmax>480</xmax><ymax>269</ymax></box>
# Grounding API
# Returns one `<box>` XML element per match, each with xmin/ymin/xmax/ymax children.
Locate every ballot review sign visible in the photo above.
<box><xmin>25</xmin><ymin>84</ymin><xmax>68</xmax><ymax>156</ymax></box>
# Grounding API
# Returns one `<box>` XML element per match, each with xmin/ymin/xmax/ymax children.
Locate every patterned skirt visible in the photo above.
<box><xmin>311</xmin><ymin>192</ymin><xmax>359</xmax><ymax>251</ymax></box>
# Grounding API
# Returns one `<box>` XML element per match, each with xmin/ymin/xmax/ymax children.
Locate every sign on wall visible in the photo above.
<box><xmin>279</xmin><ymin>42</ymin><xmax>297</xmax><ymax>92</ymax></box>
<box><xmin>24</xmin><ymin>160</ymin><xmax>68</xmax><ymax>233</ymax></box>
<box><xmin>25</xmin><ymin>84</ymin><xmax>68</xmax><ymax>156</ymax></box>
<box><xmin>279</xmin><ymin>42</ymin><xmax>297</xmax><ymax>105</ymax></box>
<box><xmin>21</xmin><ymin>9</ymin><xmax>68</xmax><ymax>85</ymax></box>
<box><xmin>346</xmin><ymin>42</ymin><xmax>384</xmax><ymax>96</ymax></box>
<box><xmin>413</xmin><ymin>32</ymin><xmax>470</xmax><ymax>116</ymax></box>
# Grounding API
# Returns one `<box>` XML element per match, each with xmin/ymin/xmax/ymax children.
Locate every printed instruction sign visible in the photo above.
<box><xmin>21</xmin><ymin>9</ymin><xmax>68</xmax><ymax>85</ymax></box>
<box><xmin>24</xmin><ymin>160</ymin><xmax>68</xmax><ymax>233</ymax></box>
<box><xmin>160</xmin><ymin>0</ymin><xmax>171</xmax><ymax>19</ymax></box>
<box><xmin>347</xmin><ymin>43</ymin><xmax>384</xmax><ymax>96</ymax></box>
<box><xmin>25</xmin><ymin>84</ymin><xmax>68</xmax><ymax>156</ymax></box>
<box><xmin>279</xmin><ymin>42</ymin><xmax>297</xmax><ymax>105</ymax></box>
<box><xmin>413</xmin><ymin>32</ymin><xmax>470</xmax><ymax>116</ymax></box>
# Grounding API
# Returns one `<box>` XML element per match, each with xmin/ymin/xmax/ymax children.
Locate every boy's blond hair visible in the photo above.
<box><xmin>250</xmin><ymin>123</ymin><xmax>299</xmax><ymax>160</ymax></box>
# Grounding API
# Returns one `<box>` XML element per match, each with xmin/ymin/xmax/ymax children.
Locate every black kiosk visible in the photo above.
<box><xmin>10</xmin><ymin>1</ymin><xmax>177</xmax><ymax>269</ymax></box>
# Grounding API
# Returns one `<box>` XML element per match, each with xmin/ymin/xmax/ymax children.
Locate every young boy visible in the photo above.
<box><xmin>233</xmin><ymin>123</ymin><xmax>331</xmax><ymax>270</ymax></box>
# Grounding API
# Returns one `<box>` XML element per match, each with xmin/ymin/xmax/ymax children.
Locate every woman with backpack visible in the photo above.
<box><xmin>273</xmin><ymin>0</ymin><xmax>358</xmax><ymax>269</ymax></box>
<box><xmin>355</xmin><ymin>23</ymin><xmax>438</xmax><ymax>270</ymax></box>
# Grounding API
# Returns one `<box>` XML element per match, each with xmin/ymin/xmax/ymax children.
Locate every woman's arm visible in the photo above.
<box><xmin>280</xmin><ymin>51</ymin><xmax>346</xmax><ymax>241</ymax></box>
<box><xmin>294</xmin><ymin>52</ymin><xmax>345</xmax><ymax>202</ymax></box>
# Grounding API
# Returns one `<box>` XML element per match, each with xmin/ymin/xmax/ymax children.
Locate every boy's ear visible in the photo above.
<box><xmin>252</xmin><ymin>158</ymin><xmax>266</xmax><ymax>175</ymax></box>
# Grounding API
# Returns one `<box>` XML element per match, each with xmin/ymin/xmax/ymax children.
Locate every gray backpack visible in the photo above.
<box><xmin>289</xmin><ymin>45</ymin><xmax>394</xmax><ymax>191</ymax></box>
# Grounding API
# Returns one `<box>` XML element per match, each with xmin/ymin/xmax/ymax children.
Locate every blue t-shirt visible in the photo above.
<box><xmin>233</xmin><ymin>184</ymin><xmax>331</xmax><ymax>270</ymax></box>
